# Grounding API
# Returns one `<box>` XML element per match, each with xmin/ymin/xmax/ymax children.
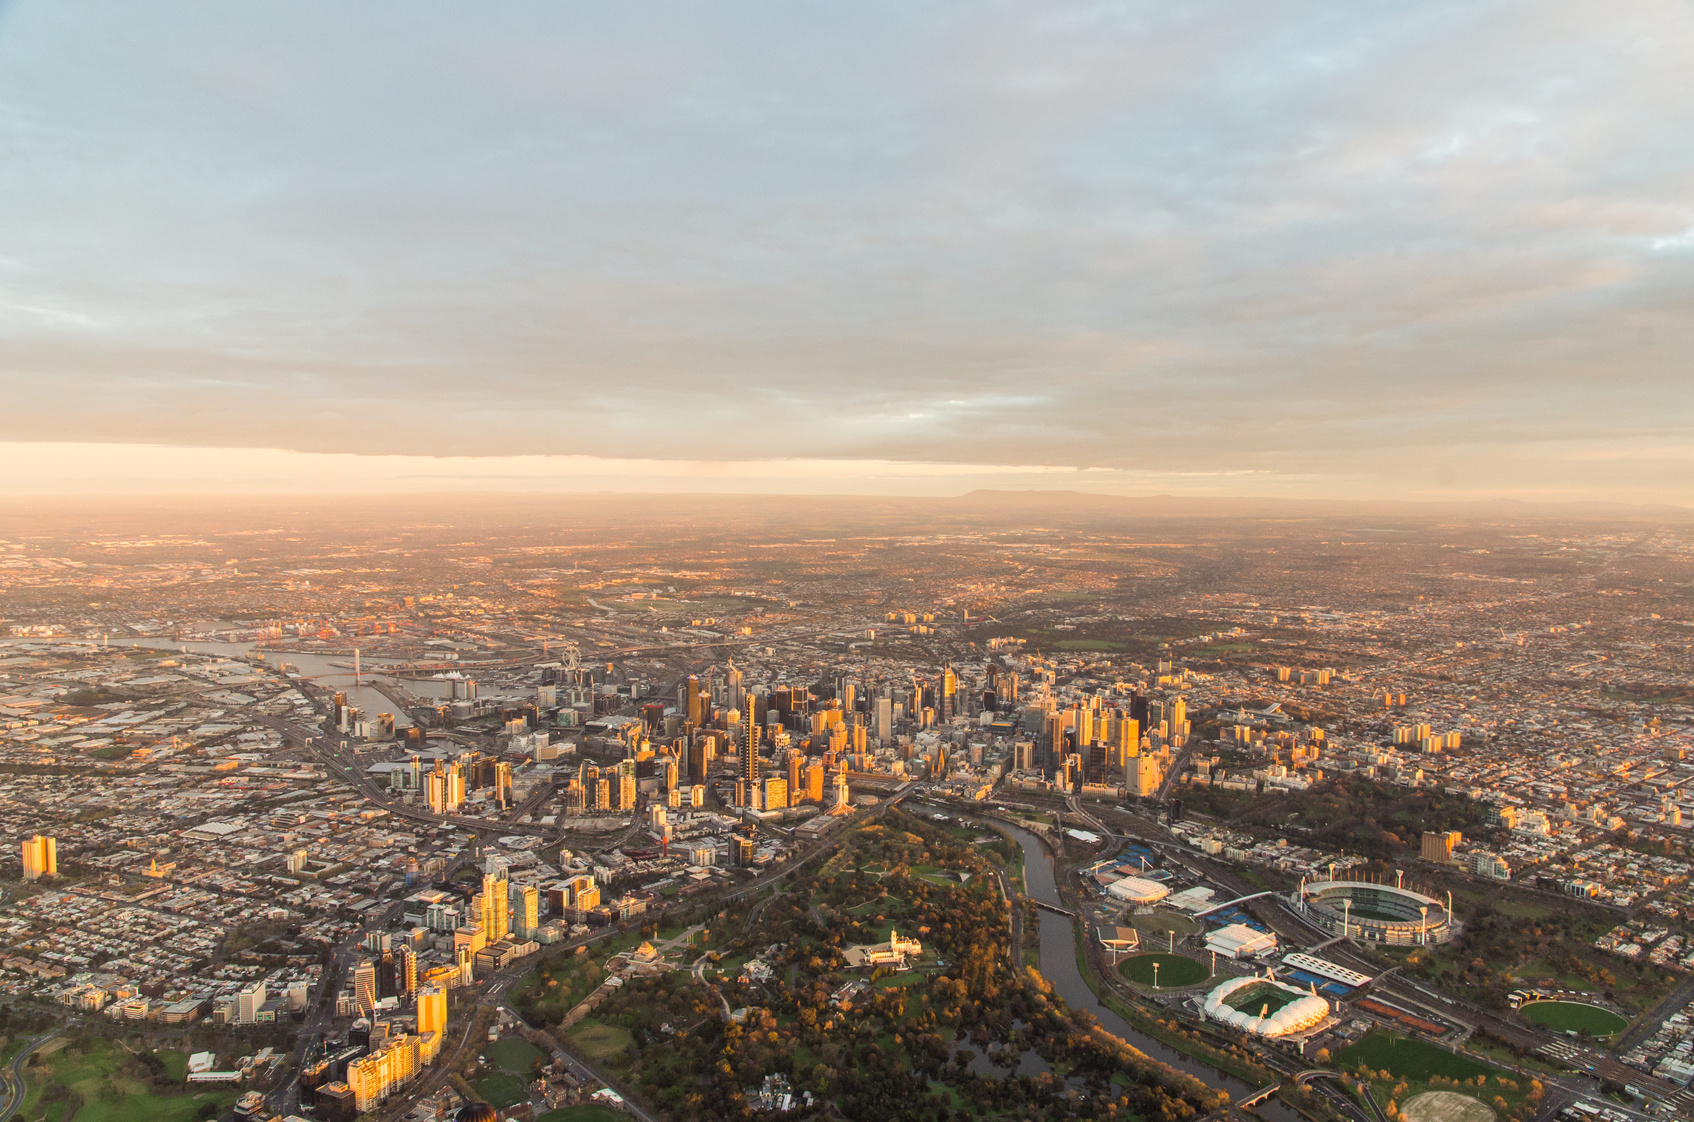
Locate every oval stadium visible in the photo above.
<box><xmin>1201</xmin><ymin>976</ymin><xmax>1330</xmax><ymax>1038</ymax></box>
<box><xmin>1288</xmin><ymin>880</ymin><xmax>1454</xmax><ymax>946</ymax></box>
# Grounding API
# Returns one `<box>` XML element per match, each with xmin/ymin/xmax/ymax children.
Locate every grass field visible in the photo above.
<box><xmin>568</xmin><ymin>1021</ymin><xmax>634</xmax><ymax>1063</ymax></box>
<box><xmin>485</xmin><ymin>1036</ymin><xmax>544</xmax><ymax>1072</ymax></box>
<box><xmin>472</xmin><ymin>1070</ymin><xmax>529</xmax><ymax>1108</ymax></box>
<box><xmin>1128</xmin><ymin>912</ymin><xmax>1203</xmax><ymax>938</ymax></box>
<box><xmin>20</xmin><ymin>1038</ymin><xmax>239</xmax><ymax>1122</ymax></box>
<box><xmin>1223</xmin><ymin>981</ymin><xmax>1301</xmax><ymax>1015</ymax></box>
<box><xmin>1338</xmin><ymin>1031</ymin><xmax>1494</xmax><ymax>1083</ymax></box>
<box><xmin>538</xmin><ymin>1107</ymin><xmax>627</xmax><ymax>1122</ymax></box>
<box><xmin>1403</xmin><ymin>1090</ymin><xmax>1496</xmax><ymax>1122</ymax></box>
<box><xmin>1118</xmin><ymin>953</ymin><xmax>1209</xmax><ymax>987</ymax></box>
<box><xmin>1521</xmin><ymin>1000</ymin><xmax>1627</xmax><ymax>1036</ymax></box>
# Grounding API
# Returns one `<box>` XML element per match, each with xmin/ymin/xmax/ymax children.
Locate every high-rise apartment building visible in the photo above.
<box><xmin>416</xmin><ymin>985</ymin><xmax>447</xmax><ymax>1063</ymax></box>
<box><xmin>353</xmin><ymin>962</ymin><xmax>376</xmax><ymax>1016</ymax></box>
<box><xmin>20</xmin><ymin>835</ymin><xmax>55</xmax><ymax>880</ymax></box>
<box><xmin>740</xmin><ymin>699</ymin><xmax>761</xmax><ymax>803</ymax></box>
<box><xmin>237</xmin><ymin>980</ymin><xmax>267</xmax><ymax>1024</ymax></box>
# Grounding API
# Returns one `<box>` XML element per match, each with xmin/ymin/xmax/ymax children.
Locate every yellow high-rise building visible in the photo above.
<box><xmin>21</xmin><ymin>835</ymin><xmax>55</xmax><ymax>880</ymax></box>
<box><xmin>346</xmin><ymin>1034</ymin><xmax>420</xmax><ymax>1111</ymax></box>
<box><xmin>806</xmin><ymin>762</ymin><xmax>824</xmax><ymax>803</ymax></box>
<box><xmin>481</xmin><ymin>873</ymin><xmax>509</xmax><ymax>943</ymax></box>
<box><xmin>416</xmin><ymin>985</ymin><xmax>446</xmax><ymax>1064</ymax></box>
<box><xmin>763</xmin><ymin>776</ymin><xmax>788</xmax><ymax>810</ymax></box>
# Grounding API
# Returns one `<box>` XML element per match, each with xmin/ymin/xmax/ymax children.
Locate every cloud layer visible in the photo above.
<box><xmin>1</xmin><ymin>2</ymin><xmax>1692</xmax><ymax>498</ymax></box>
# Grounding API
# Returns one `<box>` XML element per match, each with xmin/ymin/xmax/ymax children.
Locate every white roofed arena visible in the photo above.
<box><xmin>1202</xmin><ymin>976</ymin><xmax>1329</xmax><ymax>1038</ymax></box>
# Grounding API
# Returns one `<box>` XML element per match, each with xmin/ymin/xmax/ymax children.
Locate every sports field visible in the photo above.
<box><xmin>568</xmin><ymin>1021</ymin><xmax>635</xmax><ymax>1063</ymax></box>
<box><xmin>1337</xmin><ymin>1031</ymin><xmax>1494</xmax><ymax>1083</ymax></box>
<box><xmin>486</xmin><ymin>1035</ymin><xmax>545</xmax><ymax>1072</ymax></box>
<box><xmin>1520</xmin><ymin>1000</ymin><xmax>1627</xmax><ymax>1036</ymax></box>
<box><xmin>472</xmin><ymin>1070</ymin><xmax>529</xmax><ymax>1108</ymax></box>
<box><xmin>1223</xmin><ymin>981</ymin><xmax>1301</xmax><ymax>1015</ymax></box>
<box><xmin>1403</xmin><ymin>1090</ymin><xmax>1495</xmax><ymax>1122</ymax></box>
<box><xmin>1118</xmin><ymin>953</ymin><xmax>1209</xmax><ymax>987</ymax></box>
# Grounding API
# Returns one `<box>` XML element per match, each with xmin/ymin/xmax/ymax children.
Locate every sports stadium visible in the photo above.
<box><xmin>1201</xmin><ymin>976</ymin><xmax>1330</xmax><ymax>1038</ymax></box>
<box><xmin>1288</xmin><ymin>879</ymin><xmax>1454</xmax><ymax>945</ymax></box>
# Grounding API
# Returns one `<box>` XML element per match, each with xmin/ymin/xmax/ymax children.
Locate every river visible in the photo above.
<box><xmin>997</xmin><ymin>820</ymin><xmax>1299</xmax><ymax>1120</ymax></box>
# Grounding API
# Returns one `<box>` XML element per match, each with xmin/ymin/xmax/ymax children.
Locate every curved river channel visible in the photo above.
<box><xmin>995</xmin><ymin>820</ymin><xmax>1299</xmax><ymax>1121</ymax></box>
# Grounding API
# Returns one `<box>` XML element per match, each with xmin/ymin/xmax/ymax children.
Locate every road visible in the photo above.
<box><xmin>0</xmin><ymin>1036</ymin><xmax>52</xmax><ymax>1121</ymax></box>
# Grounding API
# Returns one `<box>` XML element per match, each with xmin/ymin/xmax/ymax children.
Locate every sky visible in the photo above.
<box><xmin>1</xmin><ymin>2</ymin><xmax>1691</xmax><ymax>501</ymax></box>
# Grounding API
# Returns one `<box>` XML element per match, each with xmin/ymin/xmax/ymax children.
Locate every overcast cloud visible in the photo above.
<box><xmin>1</xmin><ymin>2</ymin><xmax>1691</xmax><ymax>498</ymax></box>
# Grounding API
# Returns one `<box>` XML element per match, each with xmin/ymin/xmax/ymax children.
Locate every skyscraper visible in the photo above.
<box><xmin>685</xmin><ymin>674</ymin><xmax>702</xmax><ymax>727</ymax></box>
<box><xmin>740</xmin><ymin>699</ymin><xmax>760</xmax><ymax>799</ymax></box>
<box><xmin>353</xmin><ymin>962</ymin><xmax>376</xmax><ymax>1016</ymax></box>
<box><xmin>517</xmin><ymin>884</ymin><xmax>539</xmax><ymax>938</ymax></box>
<box><xmin>20</xmin><ymin>835</ymin><xmax>55</xmax><ymax>880</ymax></box>
<box><xmin>481</xmin><ymin>869</ymin><xmax>509</xmax><ymax>943</ymax></box>
<box><xmin>416</xmin><ymin>984</ymin><xmax>447</xmax><ymax>1063</ymax></box>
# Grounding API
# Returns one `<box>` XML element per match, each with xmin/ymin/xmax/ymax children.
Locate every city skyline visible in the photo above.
<box><xmin>2</xmin><ymin>2</ymin><xmax>1692</xmax><ymax>503</ymax></box>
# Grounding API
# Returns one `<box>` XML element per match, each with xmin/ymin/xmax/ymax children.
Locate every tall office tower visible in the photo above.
<box><xmin>853</xmin><ymin>722</ymin><xmax>868</xmax><ymax>752</ymax></box>
<box><xmin>482</xmin><ymin>871</ymin><xmax>509</xmax><ymax>943</ymax></box>
<box><xmin>786</xmin><ymin>753</ymin><xmax>803</xmax><ymax>801</ymax></box>
<box><xmin>20</xmin><ymin>835</ymin><xmax>55</xmax><ymax>880</ymax></box>
<box><xmin>416</xmin><ymin>984</ymin><xmax>447</xmax><ymax>1050</ymax></box>
<box><xmin>1169</xmin><ymin>696</ymin><xmax>1187</xmax><ymax>738</ymax></box>
<box><xmin>664</xmin><ymin>757</ymin><xmax>678</xmax><ymax>792</ymax></box>
<box><xmin>740</xmin><ymin>700</ymin><xmax>761</xmax><ymax>799</ymax></box>
<box><xmin>841</xmin><ymin>681</ymin><xmax>856</xmax><ymax>714</ymax></box>
<box><xmin>425</xmin><ymin>765</ymin><xmax>446</xmax><ymax>813</ymax></box>
<box><xmin>353</xmin><ymin>961</ymin><xmax>377</xmax><ymax>1016</ymax></box>
<box><xmin>876</xmin><ymin>696</ymin><xmax>893</xmax><ymax>745</ymax></box>
<box><xmin>1118</xmin><ymin>718</ymin><xmax>1140</xmax><ymax>757</ymax></box>
<box><xmin>1077</xmin><ymin>706</ymin><xmax>1095</xmax><ymax>748</ymax></box>
<box><xmin>493</xmin><ymin>761</ymin><xmax>513</xmax><ymax>807</ymax></box>
<box><xmin>1087</xmin><ymin>741</ymin><xmax>1109</xmax><ymax>785</ymax></box>
<box><xmin>806</xmin><ymin>761</ymin><xmax>824</xmax><ymax>803</ymax></box>
<box><xmin>686</xmin><ymin>737</ymin><xmax>707</xmax><ymax>782</ymax></box>
<box><xmin>764</xmin><ymin>776</ymin><xmax>788</xmax><ymax>810</ymax></box>
<box><xmin>594</xmin><ymin>777</ymin><xmax>611</xmax><ymax>810</ymax></box>
<box><xmin>618</xmin><ymin>773</ymin><xmax>636</xmax><ymax>811</ymax></box>
<box><xmin>685</xmin><ymin>675</ymin><xmax>703</xmax><ymax>727</ymax></box>
<box><xmin>940</xmin><ymin>665</ymin><xmax>957</xmax><ymax>721</ymax></box>
<box><xmin>517</xmin><ymin>884</ymin><xmax>539</xmax><ymax>937</ymax></box>
<box><xmin>408</xmin><ymin>755</ymin><xmax>423</xmax><ymax>792</ymax></box>
<box><xmin>1147</xmin><ymin>698</ymin><xmax>1167</xmax><ymax>738</ymax></box>
<box><xmin>726</xmin><ymin>661</ymin><xmax>744</xmax><ymax>712</ymax></box>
